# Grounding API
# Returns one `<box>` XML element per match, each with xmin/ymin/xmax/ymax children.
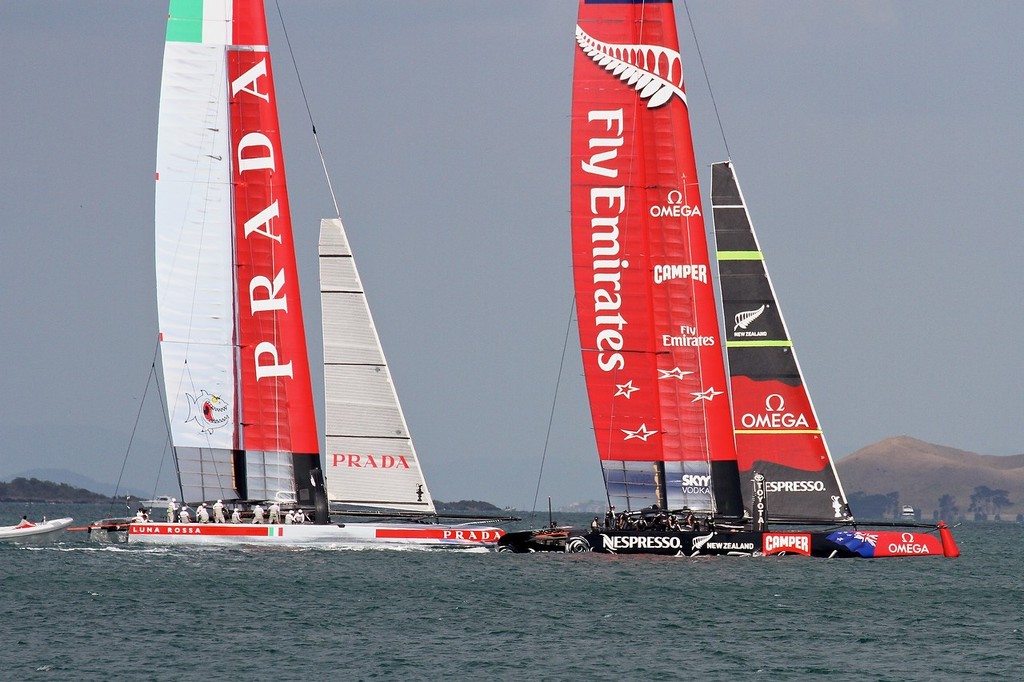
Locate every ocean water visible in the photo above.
<box><xmin>1</xmin><ymin>503</ymin><xmax>1021</xmax><ymax>680</ymax></box>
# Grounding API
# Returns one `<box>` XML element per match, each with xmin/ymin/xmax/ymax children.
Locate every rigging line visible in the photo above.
<box><xmin>152</xmin><ymin>341</ymin><xmax>183</xmax><ymax>500</ymax></box>
<box><xmin>274</xmin><ymin>0</ymin><xmax>341</xmax><ymax>219</ymax></box>
<box><xmin>149</xmin><ymin>435</ymin><xmax>171</xmax><ymax>503</ymax></box>
<box><xmin>682</xmin><ymin>0</ymin><xmax>730</xmax><ymax>160</ymax></box>
<box><xmin>529</xmin><ymin>296</ymin><xmax>578</xmax><ymax>525</ymax></box>
<box><xmin>109</xmin><ymin>341</ymin><xmax>162</xmax><ymax>516</ymax></box>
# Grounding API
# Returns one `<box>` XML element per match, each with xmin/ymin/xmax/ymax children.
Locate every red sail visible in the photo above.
<box><xmin>229</xmin><ymin>1</ymin><xmax>318</xmax><ymax>455</ymax></box>
<box><xmin>571</xmin><ymin>0</ymin><xmax>737</xmax><ymax>512</ymax></box>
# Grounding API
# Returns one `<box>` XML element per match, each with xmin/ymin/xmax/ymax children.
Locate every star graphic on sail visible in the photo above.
<box><xmin>614</xmin><ymin>381</ymin><xmax>639</xmax><ymax>399</ymax></box>
<box><xmin>658</xmin><ymin>367</ymin><xmax>694</xmax><ymax>381</ymax></box>
<box><xmin>691</xmin><ymin>387</ymin><xmax>724</xmax><ymax>402</ymax></box>
<box><xmin>622</xmin><ymin>423</ymin><xmax>657</xmax><ymax>442</ymax></box>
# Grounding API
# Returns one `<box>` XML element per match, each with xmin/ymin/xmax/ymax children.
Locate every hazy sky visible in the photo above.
<box><xmin>2</xmin><ymin>1</ymin><xmax>1021</xmax><ymax>510</ymax></box>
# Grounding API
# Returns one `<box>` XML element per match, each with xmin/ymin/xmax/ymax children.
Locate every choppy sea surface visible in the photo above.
<box><xmin>1</xmin><ymin>502</ymin><xmax>1021</xmax><ymax>680</ymax></box>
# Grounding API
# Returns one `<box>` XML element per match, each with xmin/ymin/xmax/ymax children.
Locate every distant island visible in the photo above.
<box><xmin>0</xmin><ymin>477</ymin><xmax>110</xmax><ymax>504</ymax></box>
<box><xmin>0</xmin><ymin>477</ymin><xmax>505</xmax><ymax>512</ymax></box>
<box><xmin>434</xmin><ymin>500</ymin><xmax>503</xmax><ymax>513</ymax></box>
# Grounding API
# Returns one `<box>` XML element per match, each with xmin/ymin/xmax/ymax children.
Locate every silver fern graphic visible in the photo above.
<box><xmin>575</xmin><ymin>25</ymin><xmax>686</xmax><ymax>109</ymax></box>
<box><xmin>734</xmin><ymin>304</ymin><xmax>766</xmax><ymax>331</ymax></box>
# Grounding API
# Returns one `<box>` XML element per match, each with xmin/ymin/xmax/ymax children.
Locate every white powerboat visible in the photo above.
<box><xmin>0</xmin><ymin>517</ymin><xmax>74</xmax><ymax>544</ymax></box>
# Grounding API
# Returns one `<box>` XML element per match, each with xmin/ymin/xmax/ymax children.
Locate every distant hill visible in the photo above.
<box><xmin>0</xmin><ymin>477</ymin><xmax>109</xmax><ymax>503</ymax></box>
<box><xmin>0</xmin><ymin>476</ymin><xmax>507</xmax><ymax>511</ymax></box>
<box><xmin>6</xmin><ymin>468</ymin><xmax>143</xmax><ymax>498</ymax></box>
<box><xmin>837</xmin><ymin>436</ymin><xmax>1024</xmax><ymax>521</ymax></box>
<box><xmin>434</xmin><ymin>500</ymin><xmax>502</xmax><ymax>513</ymax></box>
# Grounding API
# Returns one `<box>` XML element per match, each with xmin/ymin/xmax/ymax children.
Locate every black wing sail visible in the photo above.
<box><xmin>712</xmin><ymin>162</ymin><xmax>853</xmax><ymax>524</ymax></box>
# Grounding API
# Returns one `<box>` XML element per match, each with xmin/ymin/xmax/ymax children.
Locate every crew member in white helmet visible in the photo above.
<box><xmin>212</xmin><ymin>499</ymin><xmax>226</xmax><ymax>524</ymax></box>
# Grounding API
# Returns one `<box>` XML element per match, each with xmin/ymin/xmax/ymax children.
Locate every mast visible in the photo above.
<box><xmin>570</xmin><ymin>0</ymin><xmax>743</xmax><ymax>517</ymax></box>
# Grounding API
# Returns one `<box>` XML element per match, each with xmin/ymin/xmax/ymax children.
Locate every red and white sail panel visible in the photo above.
<box><xmin>155</xmin><ymin>0</ymin><xmax>319</xmax><ymax>503</ymax></box>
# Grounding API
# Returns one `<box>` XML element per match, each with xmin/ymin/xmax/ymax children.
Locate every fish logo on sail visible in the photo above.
<box><xmin>185</xmin><ymin>390</ymin><xmax>230</xmax><ymax>434</ymax></box>
<box><xmin>575</xmin><ymin>26</ymin><xmax>686</xmax><ymax>109</ymax></box>
<box><xmin>734</xmin><ymin>305</ymin><xmax>766</xmax><ymax>331</ymax></box>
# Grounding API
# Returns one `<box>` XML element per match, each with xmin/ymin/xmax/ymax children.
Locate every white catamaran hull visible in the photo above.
<box><xmin>0</xmin><ymin>518</ymin><xmax>74</xmax><ymax>544</ymax></box>
<box><xmin>128</xmin><ymin>522</ymin><xmax>504</xmax><ymax>549</ymax></box>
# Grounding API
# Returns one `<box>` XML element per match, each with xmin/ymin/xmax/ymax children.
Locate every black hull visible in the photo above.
<box><xmin>495</xmin><ymin>528</ymin><xmax>571</xmax><ymax>553</ymax></box>
<box><xmin>497</xmin><ymin>524</ymin><xmax>959</xmax><ymax>559</ymax></box>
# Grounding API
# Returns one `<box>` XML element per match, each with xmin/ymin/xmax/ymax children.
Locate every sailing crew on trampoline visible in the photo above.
<box><xmin>179</xmin><ymin>504</ymin><xmax>191</xmax><ymax>523</ymax></box>
<box><xmin>268</xmin><ymin>501</ymin><xmax>281</xmax><ymax>524</ymax></box>
<box><xmin>166</xmin><ymin>498</ymin><xmax>176</xmax><ymax>522</ymax></box>
<box><xmin>197</xmin><ymin>503</ymin><xmax>210</xmax><ymax>523</ymax></box>
<box><xmin>251</xmin><ymin>503</ymin><xmax>265</xmax><ymax>524</ymax></box>
<box><xmin>230</xmin><ymin>507</ymin><xmax>242</xmax><ymax>524</ymax></box>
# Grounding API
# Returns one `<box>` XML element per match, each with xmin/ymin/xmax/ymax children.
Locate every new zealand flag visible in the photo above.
<box><xmin>825</xmin><ymin>531</ymin><xmax>880</xmax><ymax>558</ymax></box>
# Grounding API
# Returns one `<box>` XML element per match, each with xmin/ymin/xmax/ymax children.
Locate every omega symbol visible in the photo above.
<box><xmin>764</xmin><ymin>394</ymin><xmax>786</xmax><ymax>412</ymax></box>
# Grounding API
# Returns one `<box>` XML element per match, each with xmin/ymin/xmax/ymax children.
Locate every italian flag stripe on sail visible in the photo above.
<box><xmin>166</xmin><ymin>0</ymin><xmax>231</xmax><ymax>44</ymax></box>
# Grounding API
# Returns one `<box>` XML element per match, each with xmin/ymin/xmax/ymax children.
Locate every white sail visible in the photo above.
<box><xmin>154</xmin><ymin>10</ymin><xmax>238</xmax><ymax>503</ymax></box>
<box><xmin>319</xmin><ymin>219</ymin><xmax>435</xmax><ymax>513</ymax></box>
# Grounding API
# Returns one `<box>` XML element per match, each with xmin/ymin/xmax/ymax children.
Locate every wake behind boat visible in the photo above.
<box><xmin>110</xmin><ymin>0</ymin><xmax>509</xmax><ymax>549</ymax></box>
<box><xmin>498</xmin><ymin>0</ymin><xmax>957</xmax><ymax>558</ymax></box>
<box><xmin>0</xmin><ymin>517</ymin><xmax>74</xmax><ymax>544</ymax></box>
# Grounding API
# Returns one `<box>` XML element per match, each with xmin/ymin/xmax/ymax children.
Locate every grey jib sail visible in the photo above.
<box><xmin>318</xmin><ymin>218</ymin><xmax>435</xmax><ymax>513</ymax></box>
